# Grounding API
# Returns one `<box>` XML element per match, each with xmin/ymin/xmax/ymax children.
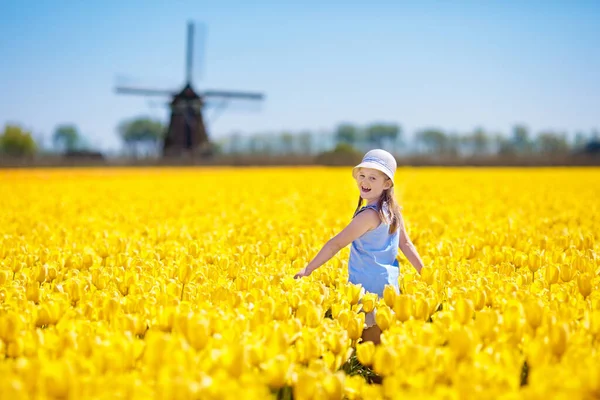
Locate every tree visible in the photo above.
<box><xmin>297</xmin><ymin>131</ymin><xmax>313</xmax><ymax>155</ymax></box>
<box><xmin>511</xmin><ymin>125</ymin><xmax>533</xmax><ymax>154</ymax></box>
<box><xmin>279</xmin><ymin>131</ymin><xmax>294</xmax><ymax>154</ymax></box>
<box><xmin>0</xmin><ymin>124</ymin><xmax>38</xmax><ymax>156</ymax></box>
<box><xmin>118</xmin><ymin>117</ymin><xmax>166</xmax><ymax>156</ymax></box>
<box><xmin>472</xmin><ymin>128</ymin><xmax>490</xmax><ymax>154</ymax></box>
<box><xmin>53</xmin><ymin>124</ymin><xmax>80</xmax><ymax>153</ymax></box>
<box><xmin>335</xmin><ymin>123</ymin><xmax>359</xmax><ymax>147</ymax></box>
<box><xmin>366</xmin><ymin>123</ymin><xmax>401</xmax><ymax>149</ymax></box>
<box><xmin>415</xmin><ymin>128</ymin><xmax>448</xmax><ymax>154</ymax></box>
<box><xmin>461</xmin><ymin>128</ymin><xmax>490</xmax><ymax>155</ymax></box>
<box><xmin>535</xmin><ymin>131</ymin><xmax>570</xmax><ymax>154</ymax></box>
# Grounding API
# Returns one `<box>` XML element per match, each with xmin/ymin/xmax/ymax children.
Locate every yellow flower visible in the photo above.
<box><xmin>448</xmin><ymin>326</ymin><xmax>474</xmax><ymax>360</ymax></box>
<box><xmin>559</xmin><ymin>264</ymin><xmax>576</xmax><ymax>283</ymax></box>
<box><xmin>577</xmin><ymin>273</ymin><xmax>592</xmax><ymax>299</ymax></box>
<box><xmin>375</xmin><ymin>305</ymin><xmax>393</xmax><ymax>331</ymax></box>
<box><xmin>356</xmin><ymin>341</ymin><xmax>375</xmax><ymax>366</ymax></box>
<box><xmin>361</xmin><ymin>293</ymin><xmax>378</xmax><ymax>313</ymax></box>
<box><xmin>454</xmin><ymin>297</ymin><xmax>474</xmax><ymax>325</ymax></box>
<box><xmin>373</xmin><ymin>345</ymin><xmax>397</xmax><ymax>376</ymax></box>
<box><xmin>549</xmin><ymin>321</ymin><xmax>569</xmax><ymax>358</ymax></box>
<box><xmin>523</xmin><ymin>298</ymin><xmax>544</xmax><ymax>331</ymax></box>
<box><xmin>414</xmin><ymin>297</ymin><xmax>431</xmax><ymax>321</ymax></box>
<box><xmin>394</xmin><ymin>294</ymin><xmax>414</xmax><ymax>323</ymax></box>
<box><xmin>347</xmin><ymin>314</ymin><xmax>365</xmax><ymax>341</ymax></box>
<box><xmin>1</xmin><ymin>166</ymin><xmax>598</xmax><ymax>398</ymax></box>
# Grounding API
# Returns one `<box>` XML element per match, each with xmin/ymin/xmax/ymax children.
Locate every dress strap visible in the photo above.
<box><xmin>353</xmin><ymin>204</ymin><xmax>379</xmax><ymax>218</ymax></box>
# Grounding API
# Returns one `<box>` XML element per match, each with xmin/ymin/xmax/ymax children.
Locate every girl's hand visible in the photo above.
<box><xmin>294</xmin><ymin>267</ymin><xmax>312</xmax><ymax>279</ymax></box>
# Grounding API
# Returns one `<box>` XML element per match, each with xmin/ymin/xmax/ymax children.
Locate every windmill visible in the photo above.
<box><xmin>115</xmin><ymin>21</ymin><xmax>265</xmax><ymax>157</ymax></box>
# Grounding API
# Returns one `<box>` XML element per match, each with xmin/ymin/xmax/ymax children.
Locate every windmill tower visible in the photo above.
<box><xmin>115</xmin><ymin>21</ymin><xmax>265</xmax><ymax>157</ymax></box>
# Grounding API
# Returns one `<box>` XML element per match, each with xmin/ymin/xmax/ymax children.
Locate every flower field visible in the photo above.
<box><xmin>0</xmin><ymin>166</ymin><xmax>599</xmax><ymax>399</ymax></box>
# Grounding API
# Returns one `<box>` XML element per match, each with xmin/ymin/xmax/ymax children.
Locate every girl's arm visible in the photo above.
<box><xmin>294</xmin><ymin>209</ymin><xmax>380</xmax><ymax>278</ymax></box>
<box><xmin>398</xmin><ymin>212</ymin><xmax>425</xmax><ymax>274</ymax></box>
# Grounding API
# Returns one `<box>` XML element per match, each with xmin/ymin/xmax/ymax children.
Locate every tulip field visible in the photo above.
<box><xmin>0</xmin><ymin>166</ymin><xmax>599</xmax><ymax>399</ymax></box>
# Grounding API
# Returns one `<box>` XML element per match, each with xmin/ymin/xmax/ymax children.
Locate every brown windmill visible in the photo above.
<box><xmin>115</xmin><ymin>21</ymin><xmax>265</xmax><ymax>157</ymax></box>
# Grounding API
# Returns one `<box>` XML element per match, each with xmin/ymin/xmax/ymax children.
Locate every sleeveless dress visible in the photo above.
<box><xmin>348</xmin><ymin>202</ymin><xmax>401</xmax><ymax>298</ymax></box>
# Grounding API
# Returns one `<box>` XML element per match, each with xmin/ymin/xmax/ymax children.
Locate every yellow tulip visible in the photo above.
<box><xmin>294</xmin><ymin>369</ymin><xmax>320</xmax><ymax>400</ymax></box>
<box><xmin>26</xmin><ymin>281</ymin><xmax>40</xmax><ymax>304</ymax></box>
<box><xmin>273</xmin><ymin>301</ymin><xmax>291</xmax><ymax>321</ymax></box>
<box><xmin>360</xmin><ymin>293</ymin><xmax>378</xmax><ymax>313</ymax></box>
<box><xmin>36</xmin><ymin>264</ymin><xmax>48</xmax><ymax>284</ymax></box>
<box><xmin>394</xmin><ymin>294</ymin><xmax>414</xmax><ymax>323</ymax></box>
<box><xmin>545</xmin><ymin>264</ymin><xmax>560</xmax><ymax>288</ymax></box>
<box><xmin>0</xmin><ymin>311</ymin><xmax>22</xmax><ymax>343</ymax></box>
<box><xmin>503</xmin><ymin>303</ymin><xmax>525</xmax><ymax>336</ymax></box>
<box><xmin>375</xmin><ymin>305</ymin><xmax>393</xmax><ymax>331</ymax></box>
<box><xmin>356</xmin><ymin>341</ymin><xmax>376</xmax><ymax>366</ymax></box>
<box><xmin>528</xmin><ymin>251</ymin><xmax>543</xmax><ymax>278</ymax></box>
<box><xmin>323</xmin><ymin>371</ymin><xmax>345</xmax><ymax>400</ymax></box>
<box><xmin>373</xmin><ymin>345</ymin><xmax>397</xmax><ymax>376</ymax></box>
<box><xmin>577</xmin><ymin>273</ymin><xmax>592</xmax><ymax>299</ymax></box>
<box><xmin>345</xmin><ymin>284</ymin><xmax>362</xmax><ymax>306</ymax></box>
<box><xmin>36</xmin><ymin>304</ymin><xmax>53</xmax><ymax>328</ymax></box>
<box><xmin>448</xmin><ymin>326</ymin><xmax>474</xmax><ymax>360</ymax></box>
<box><xmin>326</xmin><ymin>330</ymin><xmax>349</xmax><ymax>355</ymax></box>
<box><xmin>550</xmin><ymin>322</ymin><xmax>569</xmax><ymax>358</ymax></box>
<box><xmin>414</xmin><ymin>297</ymin><xmax>431</xmax><ymax>321</ymax></box>
<box><xmin>420</xmin><ymin>266</ymin><xmax>435</xmax><ymax>285</ymax></box>
<box><xmin>383</xmin><ymin>285</ymin><xmax>397</xmax><ymax>308</ymax></box>
<box><xmin>523</xmin><ymin>298</ymin><xmax>544</xmax><ymax>331</ymax></box>
<box><xmin>454</xmin><ymin>297</ymin><xmax>474</xmax><ymax>325</ymax></box>
<box><xmin>347</xmin><ymin>314</ymin><xmax>365</xmax><ymax>341</ymax></box>
<box><xmin>6</xmin><ymin>336</ymin><xmax>24</xmax><ymax>358</ymax></box>
<box><xmin>526</xmin><ymin>337</ymin><xmax>551</xmax><ymax>368</ymax></box>
<box><xmin>336</xmin><ymin>309</ymin><xmax>351</xmax><ymax>330</ymax></box>
<box><xmin>559</xmin><ymin>264</ymin><xmax>576</xmax><ymax>283</ymax></box>
<box><xmin>474</xmin><ymin>309</ymin><xmax>497</xmax><ymax>340</ymax></box>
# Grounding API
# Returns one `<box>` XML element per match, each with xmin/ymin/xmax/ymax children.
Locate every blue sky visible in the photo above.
<box><xmin>1</xmin><ymin>0</ymin><xmax>599</xmax><ymax>152</ymax></box>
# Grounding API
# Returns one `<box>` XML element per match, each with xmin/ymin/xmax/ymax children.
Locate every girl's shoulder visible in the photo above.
<box><xmin>353</xmin><ymin>204</ymin><xmax>378</xmax><ymax>218</ymax></box>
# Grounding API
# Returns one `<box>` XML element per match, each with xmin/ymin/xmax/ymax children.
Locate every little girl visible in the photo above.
<box><xmin>294</xmin><ymin>149</ymin><xmax>425</xmax><ymax>344</ymax></box>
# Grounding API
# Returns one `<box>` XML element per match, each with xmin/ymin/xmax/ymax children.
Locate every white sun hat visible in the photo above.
<box><xmin>352</xmin><ymin>149</ymin><xmax>397</xmax><ymax>185</ymax></box>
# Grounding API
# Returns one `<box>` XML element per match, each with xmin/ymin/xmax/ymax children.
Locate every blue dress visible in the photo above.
<box><xmin>348</xmin><ymin>202</ymin><xmax>400</xmax><ymax>297</ymax></box>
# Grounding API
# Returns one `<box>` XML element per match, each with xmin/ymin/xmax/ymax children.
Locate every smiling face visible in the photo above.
<box><xmin>355</xmin><ymin>168</ymin><xmax>393</xmax><ymax>203</ymax></box>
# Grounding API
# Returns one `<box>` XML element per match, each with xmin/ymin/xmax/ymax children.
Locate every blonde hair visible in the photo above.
<box><xmin>353</xmin><ymin>177</ymin><xmax>402</xmax><ymax>234</ymax></box>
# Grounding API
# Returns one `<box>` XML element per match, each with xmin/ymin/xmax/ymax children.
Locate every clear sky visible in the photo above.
<box><xmin>1</xmin><ymin>0</ymin><xmax>599</xmax><ymax>152</ymax></box>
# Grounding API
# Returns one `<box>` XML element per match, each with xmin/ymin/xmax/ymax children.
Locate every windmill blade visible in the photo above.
<box><xmin>115</xmin><ymin>86</ymin><xmax>175</xmax><ymax>97</ymax></box>
<box><xmin>186</xmin><ymin>21</ymin><xmax>194</xmax><ymax>84</ymax></box>
<box><xmin>187</xmin><ymin>20</ymin><xmax>207</xmax><ymax>84</ymax></box>
<box><xmin>202</xmin><ymin>90</ymin><xmax>265</xmax><ymax>100</ymax></box>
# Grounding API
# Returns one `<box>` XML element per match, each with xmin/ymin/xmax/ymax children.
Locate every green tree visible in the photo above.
<box><xmin>53</xmin><ymin>124</ymin><xmax>80</xmax><ymax>153</ymax></box>
<box><xmin>366</xmin><ymin>123</ymin><xmax>401</xmax><ymax>149</ymax></box>
<box><xmin>279</xmin><ymin>131</ymin><xmax>294</xmax><ymax>154</ymax></box>
<box><xmin>415</xmin><ymin>128</ymin><xmax>448</xmax><ymax>154</ymax></box>
<box><xmin>297</xmin><ymin>131</ymin><xmax>313</xmax><ymax>155</ymax></box>
<box><xmin>512</xmin><ymin>125</ymin><xmax>533</xmax><ymax>154</ymax></box>
<box><xmin>335</xmin><ymin>123</ymin><xmax>359</xmax><ymax>147</ymax></box>
<box><xmin>118</xmin><ymin>117</ymin><xmax>165</xmax><ymax>156</ymax></box>
<box><xmin>0</xmin><ymin>124</ymin><xmax>38</xmax><ymax>156</ymax></box>
<box><xmin>535</xmin><ymin>131</ymin><xmax>570</xmax><ymax>154</ymax></box>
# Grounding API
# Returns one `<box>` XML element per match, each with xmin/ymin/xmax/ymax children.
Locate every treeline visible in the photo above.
<box><xmin>0</xmin><ymin>117</ymin><xmax>165</xmax><ymax>158</ymax></box>
<box><xmin>216</xmin><ymin>123</ymin><xmax>600</xmax><ymax>157</ymax></box>
<box><xmin>1</xmin><ymin>118</ymin><xmax>599</xmax><ymax>158</ymax></box>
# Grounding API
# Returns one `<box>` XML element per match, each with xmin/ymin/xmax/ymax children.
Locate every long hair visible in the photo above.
<box><xmin>353</xmin><ymin>180</ymin><xmax>402</xmax><ymax>234</ymax></box>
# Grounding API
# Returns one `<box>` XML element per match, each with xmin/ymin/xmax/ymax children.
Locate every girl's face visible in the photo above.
<box><xmin>355</xmin><ymin>168</ymin><xmax>392</xmax><ymax>201</ymax></box>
